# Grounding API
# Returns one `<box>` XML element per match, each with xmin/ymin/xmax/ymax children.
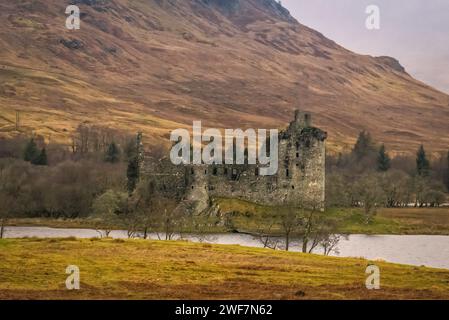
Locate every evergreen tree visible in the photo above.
<box><xmin>377</xmin><ymin>144</ymin><xmax>391</xmax><ymax>172</ymax></box>
<box><xmin>416</xmin><ymin>145</ymin><xmax>430</xmax><ymax>176</ymax></box>
<box><xmin>127</xmin><ymin>156</ymin><xmax>139</xmax><ymax>194</ymax></box>
<box><xmin>105</xmin><ymin>142</ymin><xmax>120</xmax><ymax>163</ymax></box>
<box><xmin>353</xmin><ymin>131</ymin><xmax>375</xmax><ymax>159</ymax></box>
<box><xmin>33</xmin><ymin>148</ymin><xmax>48</xmax><ymax>166</ymax></box>
<box><xmin>23</xmin><ymin>138</ymin><xmax>39</xmax><ymax>162</ymax></box>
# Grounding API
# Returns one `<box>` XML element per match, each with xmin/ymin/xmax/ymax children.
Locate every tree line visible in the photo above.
<box><xmin>326</xmin><ymin>131</ymin><xmax>449</xmax><ymax>222</ymax></box>
<box><xmin>0</xmin><ymin>127</ymin><xmax>208</xmax><ymax>239</ymax></box>
<box><xmin>1</xmin><ymin>127</ymin><xmax>448</xmax><ymax>243</ymax></box>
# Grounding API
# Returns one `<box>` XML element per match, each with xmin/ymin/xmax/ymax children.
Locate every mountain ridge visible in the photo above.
<box><xmin>0</xmin><ymin>0</ymin><xmax>448</xmax><ymax>154</ymax></box>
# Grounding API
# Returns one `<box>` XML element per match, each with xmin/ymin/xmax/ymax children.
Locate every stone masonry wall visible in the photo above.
<box><xmin>142</xmin><ymin>110</ymin><xmax>327</xmax><ymax>212</ymax></box>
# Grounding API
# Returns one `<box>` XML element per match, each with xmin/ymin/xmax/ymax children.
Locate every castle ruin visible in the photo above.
<box><xmin>141</xmin><ymin>110</ymin><xmax>327</xmax><ymax>212</ymax></box>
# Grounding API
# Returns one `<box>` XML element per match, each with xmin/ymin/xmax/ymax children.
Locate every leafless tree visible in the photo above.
<box><xmin>321</xmin><ymin>234</ymin><xmax>343</xmax><ymax>256</ymax></box>
<box><xmin>130</xmin><ymin>178</ymin><xmax>184</xmax><ymax>240</ymax></box>
<box><xmin>304</xmin><ymin>213</ymin><xmax>344</xmax><ymax>256</ymax></box>
<box><xmin>254</xmin><ymin>217</ymin><xmax>281</xmax><ymax>250</ymax></box>
<box><xmin>0</xmin><ymin>159</ymin><xmax>29</xmax><ymax>238</ymax></box>
<box><xmin>178</xmin><ymin>202</ymin><xmax>221</xmax><ymax>243</ymax></box>
<box><xmin>353</xmin><ymin>174</ymin><xmax>385</xmax><ymax>223</ymax></box>
<box><xmin>279</xmin><ymin>206</ymin><xmax>303</xmax><ymax>251</ymax></box>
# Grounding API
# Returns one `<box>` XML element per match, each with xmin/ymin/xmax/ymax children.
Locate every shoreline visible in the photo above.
<box><xmin>5</xmin><ymin>224</ymin><xmax>449</xmax><ymax>237</ymax></box>
<box><xmin>3</xmin><ymin>225</ymin><xmax>449</xmax><ymax>270</ymax></box>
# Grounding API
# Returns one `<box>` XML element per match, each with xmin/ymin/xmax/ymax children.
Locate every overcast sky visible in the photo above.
<box><xmin>281</xmin><ymin>0</ymin><xmax>449</xmax><ymax>94</ymax></box>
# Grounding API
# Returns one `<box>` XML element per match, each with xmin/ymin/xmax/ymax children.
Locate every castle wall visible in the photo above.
<box><xmin>142</xmin><ymin>110</ymin><xmax>327</xmax><ymax>211</ymax></box>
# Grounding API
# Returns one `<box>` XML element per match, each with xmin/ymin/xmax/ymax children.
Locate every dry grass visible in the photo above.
<box><xmin>0</xmin><ymin>238</ymin><xmax>449</xmax><ymax>300</ymax></box>
<box><xmin>379</xmin><ymin>208</ymin><xmax>449</xmax><ymax>225</ymax></box>
<box><xmin>336</xmin><ymin>207</ymin><xmax>449</xmax><ymax>235</ymax></box>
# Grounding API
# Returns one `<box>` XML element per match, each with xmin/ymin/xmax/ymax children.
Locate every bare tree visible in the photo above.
<box><xmin>130</xmin><ymin>178</ymin><xmax>184</xmax><ymax>240</ymax></box>
<box><xmin>255</xmin><ymin>218</ymin><xmax>281</xmax><ymax>250</ymax></box>
<box><xmin>123</xmin><ymin>210</ymin><xmax>141</xmax><ymax>239</ymax></box>
<box><xmin>279</xmin><ymin>206</ymin><xmax>303</xmax><ymax>251</ymax></box>
<box><xmin>277</xmin><ymin>201</ymin><xmax>343</xmax><ymax>254</ymax></box>
<box><xmin>379</xmin><ymin>170</ymin><xmax>410</xmax><ymax>207</ymax></box>
<box><xmin>304</xmin><ymin>213</ymin><xmax>343</xmax><ymax>256</ymax></box>
<box><xmin>353</xmin><ymin>174</ymin><xmax>385</xmax><ymax>223</ymax></box>
<box><xmin>159</xmin><ymin>197</ymin><xmax>189</xmax><ymax>241</ymax></box>
<box><xmin>321</xmin><ymin>234</ymin><xmax>343</xmax><ymax>256</ymax></box>
<box><xmin>130</xmin><ymin>178</ymin><xmax>160</xmax><ymax>239</ymax></box>
<box><xmin>0</xmin><ymin>160</ymin><xmax>29</xmax><ymax>238</ymax></box>
<box><xmin>326</xmin><ymin>173</ymin><xmax>352</xmax><ymax>207</ymax></box>
<box><xmin>179</xmin><ymin>201</ymin><xmax>221</xmax><ymax>243</ymax></box>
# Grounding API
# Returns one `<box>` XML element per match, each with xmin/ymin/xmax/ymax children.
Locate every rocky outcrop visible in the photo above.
<box><xmin>375</xmin><ymin>56</ymin><xmax>407</xmax><ymax>74</ymax></box>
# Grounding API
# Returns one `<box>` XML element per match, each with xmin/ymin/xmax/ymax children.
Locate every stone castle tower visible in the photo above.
<box><xmin>142</xmin><ymin>110</ymin><xmax>327</xmax><ymax>212</ymax></box>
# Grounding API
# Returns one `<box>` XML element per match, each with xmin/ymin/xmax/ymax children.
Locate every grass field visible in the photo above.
<box><xmin>334</xmin><ymin>207</ymin><xmax>449</xmax><ymax>235</ymax></box>
<box><xmin>5</xmin><ymin>205</ymin><xmax>449</xmax><ymax>236</ymax></box>
<box><xmin>1</xmin><ymin>238</ymin><xmax>449</xmax><ymax>300</ymax></box>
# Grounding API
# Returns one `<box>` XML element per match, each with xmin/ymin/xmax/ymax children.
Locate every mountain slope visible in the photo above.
<box><xmin>0</xmin><ymin>0</ymin><xmax>448</xmax><ymax>154</ymax></box>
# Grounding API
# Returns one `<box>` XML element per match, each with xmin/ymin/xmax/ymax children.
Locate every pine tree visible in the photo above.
<box><xmin>353</xmin><ymin>131</ymin><xmax>375</xmax><ymax>159</ymax></box>
<box><xmin>127</xmin><ymin>156</ymin><xmax>139</xmax><ymax>194</ymax></box>
<box><xmin>377</xmin><ymin>144</ymin><xmax>391</xmax><ymax>172</ymax></box>
<box><xmin>416</xmin><ymin>145</ymin><xmax>430</xmax><ymax>176</ymax></box>
<box><xmin>23</xmin><ymin>138</ymin><xmax>39</xmax><ymax>162</ymax></box>
<box><xmin>105</xmin><ymin>142</ymin><xmax>120</xmax><ymax>163</ymax></box>
<box><xmin>33</xmin><ymin>148</ymin><xmax>48</xmax><ymax>166</ymax></box>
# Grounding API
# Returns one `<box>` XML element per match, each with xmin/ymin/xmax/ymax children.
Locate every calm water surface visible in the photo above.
<box><xmin>4</xmin><ymin>226</ymin><xmax>449</xmax><ymax>269</ymax></box>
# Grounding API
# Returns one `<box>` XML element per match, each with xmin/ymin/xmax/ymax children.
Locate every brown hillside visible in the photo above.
<box><xmin>0</xmin><ymin>0</ymin><xmax>448</xmax><ymax>154</ymax></box>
